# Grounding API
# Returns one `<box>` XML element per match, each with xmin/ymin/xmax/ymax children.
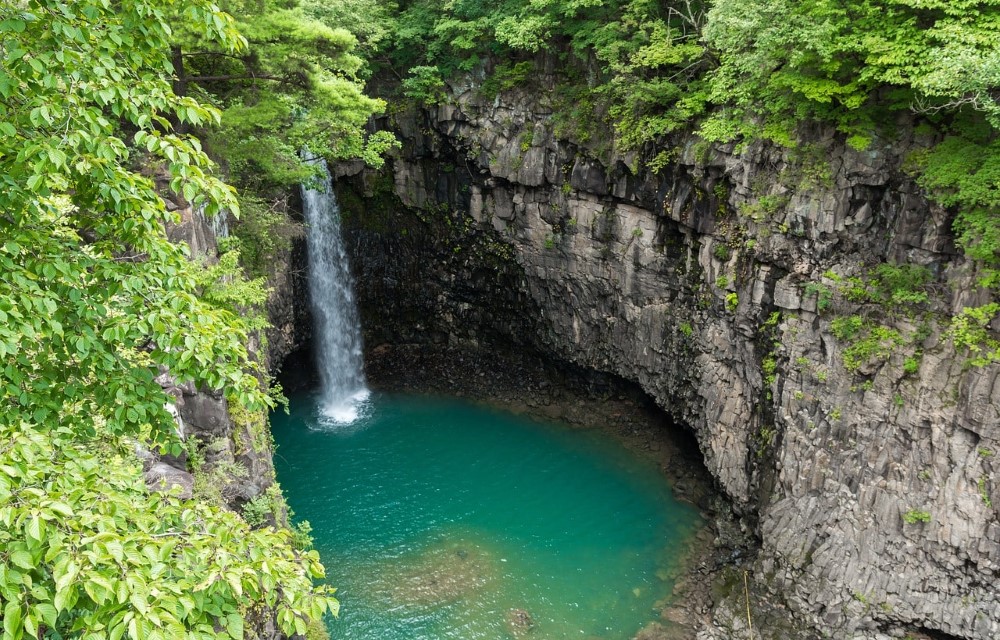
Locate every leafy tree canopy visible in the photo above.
<box><xmin>0</xmin><ymin>0</ymin><xmax>265</xmax><ymax>445</ymax></box>
<box><xmin>0</xmin><ymin>423</ymin><xmax>336</xmax><ymax>640</ymax></box>
<box><xmin>0</xmin><ymin>0</ymin><xmax>340</xmax><ymax>636</ymax></box>
<box><xmin>173</xmin><ymin>0</ymin><xmax>398</xmax><ymax>193</ymax></box>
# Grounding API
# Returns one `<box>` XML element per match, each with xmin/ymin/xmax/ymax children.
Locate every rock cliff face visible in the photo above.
<box><xmin>337</xmin><ymin>69</ymin><xmax>1000</xmax><ymax>639</ymax></box>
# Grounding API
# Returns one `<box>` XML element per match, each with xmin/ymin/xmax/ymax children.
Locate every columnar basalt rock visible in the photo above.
<box><xmin>338</xmin><ymin>72</ymin><xmax>1000</xmax><ymax>639</ymax></box>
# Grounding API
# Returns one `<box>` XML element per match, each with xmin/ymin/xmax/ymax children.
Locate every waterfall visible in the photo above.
<box><xmin>301</xmin><ymin>155</ymin><xmax>369</xmax><ymax>424</ymax></box>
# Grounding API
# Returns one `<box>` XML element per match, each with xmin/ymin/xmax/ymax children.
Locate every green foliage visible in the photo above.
<box><xmin>842</xmin><ymin>325</ymin><xmax>904</xmax><ymax>373</ymax></box>
<box><xmin>947</xmin><ymin>303</ymin><xmax>1000</xmax><ymax>366</ymax></box>
<box><xmin>0</xmin><ymin>0</ymin><xmax>268</xmax><ymax>447</ymax></box>
<box><xmin>829</xmin><ymin>316</ymin><xmax>906</xmax><ymax>372</ymax></box>
<box><xmin>762</xmin><ymin>356</ymin><xmax>778</xmax><ymax>387</ymax></box>
<box><xmin>401</xmin><ymin>65</ymin><xmax>447</xmax><ymax>103</ymax></box>
<box><xmin>381</xmin><ymin>1</ymin><xmax>1000</xmax><ymax>301</ymax></box>
<box><xmin>551</xmin><ymin>83</ymin><xmax>602</xmax><ymax>145</ymax></box>
<box><xmin>739</xmin><ymin>194</ymin><xmax>789</xmax><ymax>222</ymax></box>
<box><xmin>700</xmin><ymin>1</ymin><xmax>1000</xmax><ymax>294</ymax></box>
<box><xmin>389</xmin><ymin>0</ymin><xmax>711</xmax><ymax>150</ymax></box>
<box><xmin>869</xmin><ymin>264</ymin><xmax>933</xmax><ymax>306</ymax></box>
<box><xmin>301</xmin><ymin>0</ymin><xmax>398</xmax><ymax>57</ymax></box>
<box><xmin>191</xmin><ymin>446</ymin><xmax>250</xmax><ymax>512</ymax></box>
<box><xmin>979</xmin><ymin>476</ymin><xmax>992</xmax><ymax>508</ymax></box>
<box><xmin>804</xmin><ymin>282</ymin><xmax>833</xmax><ymax>312</ymax></box>
<box><xmin>912</xmin><ymin>122</ymin><xmax>1000</xmax><ymax>284</ymax></box>
<box><xmin>832</xmin><ymin>264</ymin><xmax>933</xmax><ymax>308</ymax></box>
<box><xmin>481</xmin><ymin>61</ymin><xmax>536</xmax><ymax>99</ymax></box>
<box><xmin>243</xmin><ymin>493</ymin><xmax>276</xmax><ymax>529</ymax></box>
<box><xmin>291</xmin><ymin>520</ymin><xmax>317</xmax><ymax>552</ymax></box>
<box><xmin>702</xmin><ymin>0</ymin><xmax>1000</xmax><ymax>145</ymax></box>
<box><xmin>0</xmin><ymin>3</ymin><xmax>335</xmax><ymax>638</ymax></box>
<box><xmin>725</xmin><ymin>292</ymin><xmax>739</xmax><ymax>313</ymax></box>
<box><xmin>755</xmin><ymin>424</ymin><xmax>776</xmax><ymax>458</ymax></box>
<box><xmin>0</xmin><ymin>423</ymin><xmax>337</xmax><ymax>640</ymax></box>
<box><xmin>177</xmin><ymin>0</ymin><xmax>398</xmax><ymax>192</ymax></box>
<box><xmin>520</xmin><ymin>130</ymin><xmax>536</xmax><ymax>153</ymax></box>
<box><xmin>902</xmin><ymin>509</ymin><xmax>931</xmax><ymax>524</ymax></box>
<box><xmin>225</xmin><ymin>195</ymin><xmax>297</xmax><ymax>279</ymax></box>
<box><xmin>193</xmin><ymin>250</ymin><xmax>271</xmax><ymax>337</ymax></box>
<box><xmin>830</xmin><ymin>316</ymin><xmax>866</xmax><ymax>341</ymax></box>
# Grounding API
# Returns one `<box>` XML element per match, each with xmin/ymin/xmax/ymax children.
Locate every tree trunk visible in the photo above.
<box><xmin>171</xmin><ymin>45</ymin><xmax>187</xmax><ymax>97</ymax></box>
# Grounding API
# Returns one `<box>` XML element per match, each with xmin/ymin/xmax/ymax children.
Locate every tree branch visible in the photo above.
<box><xmin>181</xmin><ymin>51</ymin><xmax>246</xmax><ymax>62</ymax></box>
<box><xmin>187</xmin><ymin>74</ymin><xmax>290</xmax><ymax>84</ymax></box>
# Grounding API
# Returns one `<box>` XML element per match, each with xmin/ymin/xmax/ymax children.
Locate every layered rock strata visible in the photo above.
<box><xmin>338</xmin><ymin>70</ymin><xmax>1000</xmax><ymax>639</ymax></box>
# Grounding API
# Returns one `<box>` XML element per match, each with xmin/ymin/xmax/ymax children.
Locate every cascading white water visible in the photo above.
<box><xmin>301</xmin><ymin>155</ymin><xmax>369</xmax><ymax>424</ymax></box>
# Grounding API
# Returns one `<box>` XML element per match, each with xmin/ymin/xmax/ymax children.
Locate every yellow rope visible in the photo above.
<box><xmin>744</xmin><ymin>570</ymin><xmax>754</xmax><ymax>639</ymax></box>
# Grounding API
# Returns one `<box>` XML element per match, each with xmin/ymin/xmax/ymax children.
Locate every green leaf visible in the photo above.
<box><xmin>46</xmin><ymin>501</ymin><xmax>74</xmax><ymax>517</ymax></box>
<box><xmin>225</xmin><ymin>572</ymin><xmax>242</xmax><ymax>597</ymax></box>
<box><xmin>1</xmin><ymin>19</ymin><xmax>26</xmax><ymax>33</ymax></box>
<box><xmin>11</xmin><ymin>549</ymin><xmax>33</xmax><ymax>570</ymax></box>
<box><xmin>26</xmin><ymin>515</ymin><xmax>43</xmax><ymax>542</ymax></box>
<box><xmin>225</xmin><ymin>613</ymin><xmax>243</xmax><ymax>640</ymax></box>
<box><xmin>4</xmin><ymin>600</ymin><xmax>23</xmax><ymax>637</ymax></box>
<box><xmin>129</xmin><ymin>591</ymin><xmax>148</xmax><ymax>615</ymax></box>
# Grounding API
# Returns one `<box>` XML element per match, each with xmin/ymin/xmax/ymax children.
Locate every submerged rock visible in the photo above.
<box><xmin>505</xmin><ymin>608</ymin><xmax>535</xmax><ymax>638</ymax></box>
<box><xmin>633</xmin><ymin>621</ymin><xmax>693</xmax><ymax>640</ymax></box>
<box><xmin>373</xmin><ymin>538</ymin><xmax>499</xmax><ymax>607</ymax></box>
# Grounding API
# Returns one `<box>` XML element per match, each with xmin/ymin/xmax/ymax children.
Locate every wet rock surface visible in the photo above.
<box><xmin>335</xmin><ymin>65</ymin><xmax>1000</xmax><ymax>639</ymax></box>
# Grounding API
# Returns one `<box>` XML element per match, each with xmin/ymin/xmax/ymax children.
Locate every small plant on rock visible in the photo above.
<box><xmin>903</xmin><ymin>509</ymin><xmax>931</xmax><ymax>524</ymax></box>
<box><xmin>725</xmin><ymin>292</ymin><xmax>739</xmax><ymax>313</ymax></box>
<box><xmin>979</xmin><ymin>476</ymin><xmax>992</xmax><ymax>508</ymax></box>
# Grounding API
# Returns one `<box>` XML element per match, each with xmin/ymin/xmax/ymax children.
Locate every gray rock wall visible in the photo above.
<box><xmin>340</xmin><ymin>75</ymin><xmax>1000</xmax><ymax>639</ymax></box>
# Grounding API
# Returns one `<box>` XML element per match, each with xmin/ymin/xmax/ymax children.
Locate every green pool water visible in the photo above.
<box><xmin>270</xmin><ymin>391</ymin><xmax>702</xmax><ymax>640</ymax></box>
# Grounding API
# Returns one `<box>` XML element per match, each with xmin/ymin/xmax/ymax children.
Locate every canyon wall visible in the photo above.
<box><xmin>338</xmin><ymin>69</ymin><xmax>1000</xmax><ymax>639</ymax></box>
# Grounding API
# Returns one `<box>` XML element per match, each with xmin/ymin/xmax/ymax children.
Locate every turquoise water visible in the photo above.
<box><xmin>271</xmin><ymin>391</ymin><xmax>702</xmax><ymax>640</ymax></box>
